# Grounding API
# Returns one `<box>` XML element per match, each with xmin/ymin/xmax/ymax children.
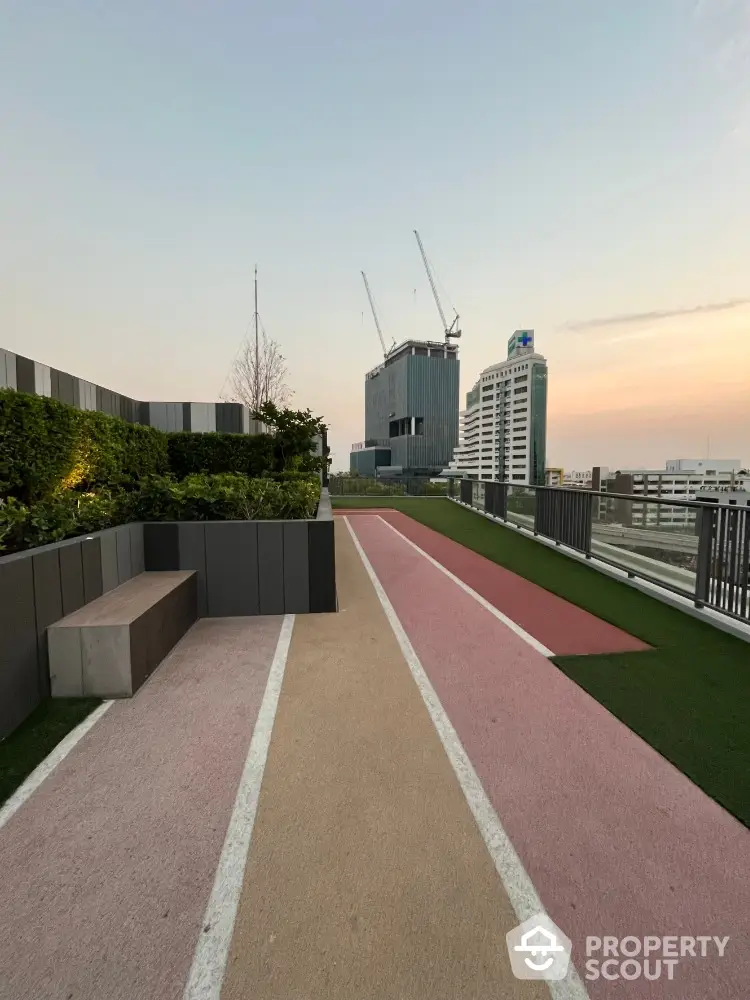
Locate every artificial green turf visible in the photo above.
<box><xmin>0</xmin><ymin>698</ymin><xmax>101</xmax><ymax>807</ymax></box>
<box><xmin>335</xmin><ymin>497</ymin><xmax>750</xmax><ymax>826</ymax></box>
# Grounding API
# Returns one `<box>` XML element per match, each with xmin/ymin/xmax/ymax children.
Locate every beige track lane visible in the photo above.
<box><xmin>220</xmin><ymin>520</ymin><xmax>546</xmax><ymax>999</ymax></box>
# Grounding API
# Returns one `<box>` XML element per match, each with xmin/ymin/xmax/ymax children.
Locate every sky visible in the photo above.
<box><xmin>1</xmin><ymin>0</ymin><xmax>749</xmax><ymax>473</ymax></box>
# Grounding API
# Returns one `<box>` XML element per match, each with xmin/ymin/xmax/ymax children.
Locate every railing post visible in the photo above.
<box><xmin>583</xmin><ymin>491</ymin><xmax>593</xmax><ymax>557</ymax></box>
<box><xmin>694</xmin><ymin>505</ymin><xmax>715</xmax><ymax>608</ymax></box>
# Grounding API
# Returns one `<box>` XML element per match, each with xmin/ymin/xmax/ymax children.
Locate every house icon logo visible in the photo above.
<box><xmin>506</xmin><ymin>912</ymin><xmax>572</xmax><ymax>981</ymax></box>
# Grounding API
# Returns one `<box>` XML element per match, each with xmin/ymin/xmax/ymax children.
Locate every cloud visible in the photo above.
<box><xmin>560</xmin><ymin>298</ymin><xmax>750</xmax><ymax>332</ymax></box>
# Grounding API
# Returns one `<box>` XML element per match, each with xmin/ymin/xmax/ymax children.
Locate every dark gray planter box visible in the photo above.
<box><xmin>0</xmin><ymin>523</ymin><xmax>145</xmax><ymax>738</ymax></box>
<box><xmin>142</xmin><ymin>517</ymin><xmax>336</xmax><ymax>617</ymax></box>
<box><xmin>0</xmin><ymin>491</ymin><xmax>336</xmax><ymax>738</ymax></box>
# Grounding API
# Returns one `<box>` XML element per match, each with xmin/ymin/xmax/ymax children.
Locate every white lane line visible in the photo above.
<box><xmin>183</xmin><ymin>614</ymin><xmax>295</xmax><ymax>1000</ymax></box>
<box><xmin>0</xmin><ymin>700</ymin><xmax>114</xmax><ymax>832</ymax></box>
<box><xmin>344</xmin><ymin>517</ymin><xmax>589</xmax><ymax>1000</ymax></box>
<box><xmin>372</xmin><ymin>513</ymin><xmax>554</xmax><ymax>658</ymax></box>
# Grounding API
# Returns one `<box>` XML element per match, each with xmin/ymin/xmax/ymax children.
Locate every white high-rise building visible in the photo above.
<box><xmin>443</xmin><ymin>330</ymin><xmax>548</xmax><ymax>484</ymax></box>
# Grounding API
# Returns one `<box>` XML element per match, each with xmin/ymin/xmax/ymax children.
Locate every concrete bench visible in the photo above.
<box><xmin>48</xmin><ymin>571</ymin><xmax>197</xmax><ymax>698</ymax></box>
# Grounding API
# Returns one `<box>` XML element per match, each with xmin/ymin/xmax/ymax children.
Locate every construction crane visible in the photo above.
<box><xmin>413</xmin><ymin>229</ymin><xmax>461</xmax><ymax>342</ymax></box>
<box><xmin>361</xmin><ymin>270</ymin><xmax>395</xmax><ymax>358</ymax></box>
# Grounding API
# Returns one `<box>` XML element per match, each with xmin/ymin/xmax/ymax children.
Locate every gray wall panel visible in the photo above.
<box><xmin>50</xmin><ymin>367</ymin><xmax>60</xmax><ymax>400</ymax></box>
<box><xmin>58</xmin><ymin>370</ymin><xmax>75</xmax><ymax>406</ymax></box>
<box><xmin>205</xmin><ymin>522</ymin><xmax>259</xmax><ymax>616</ymax></box>
<box><xmin>215</xmin><ymin>403</ymin><xmax>229</xmax><ymax>433</ymax></box>
<box><xmin>149</xmin><ymin>402</ymin><xmax>169</xmax><ymax>431</ymax></box>
<box><xmin>100</xmin><ymin>530</ymin><xmax>119</xmax><ymax>593</ymax></box>
<box><xmin>15</xmin><ymin>355</ymin><xmax>35</xmax><ymax>393</ymax></box>
<box><xmin>59</xmin><ymin>542</ymin><xmax>85</xmax><ymax>616</ymax></box>
<box><xmin>1</xmin><ymin>348</ymin><xmax>17</xmax><ymax>389</ymax></box>
<box><xmin>0</xmin><ymin>558</ymin><xmax>40</xmax><ymax>738</ymax></box>
<box><xmin>143</xmin><ymin>523</ymin><xmax>179</xmax><ymax>570</ymax></box>
<box><xmin>178</xmin><ymin>522</ymin><xmax>208</xmax><ymax>616</ymax></box>
<box><xmin>116</xmin><ymin>525</ymin><xmax>133</xmax><ymax>582</ymax></box>
<box><xmin>308</xmin><ymin>521</ymin><xmax>336</xmax><ymax>613</ymax></box>
<box><xmin>257</xmin><ymin>522</ymin><xmax>284</xmax><ymax>615</ymax></box>
<box><xmin>183</xmin><ymin>402</ymin><xmax>192</xmax><ymax>431</ymax></box>
<box><xmin>31</xmin><ymin>548</ymin><xmax>63</xmax><ymax>699</ymax></box>
<box><xmin>81</xmin><ymin>536</ymin><xmax>104</xmax><ymax>603</ymax></box>
<box><xmin>130</xmin><ymin>523</ymin><xmax>145</xmax><ymax>575</ymax></box>
<box><xmin>34</xmin><ymin>361</ymin><xmax>52</xmax><ymax>397</ymax></box>
<box><xmin>190</xmin><ymin>402</ymin><xmax>207</xmax><ymax>432</ymax></box>
<box><xmin>282</xmin><ymin>521</ymin><xmax>310</xmax><ymax>613</ymax></box>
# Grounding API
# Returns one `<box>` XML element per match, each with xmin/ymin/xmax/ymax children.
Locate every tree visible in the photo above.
<box><xmin>226</xmin><ymin>329</ymin><xmax>292</xmax><ymax>411</ymax></box>
<box><xmin>253</xmin><ymin>401</ymin><xmax>331</xmax><ymax>477</ymax></box>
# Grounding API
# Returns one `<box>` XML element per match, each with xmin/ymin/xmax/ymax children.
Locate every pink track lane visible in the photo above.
<box><xmin>349</xmin><ymin>514</ymin><xmax>750</xmax><ymax>1000</ymax></box>
<box><xmin>376</xmin><ymin>508</ymin><xmax>649</xmax><ymax>655</ymax></box>
<box><xmin>0</xmin><ymin>616</ymin><xmax>282</xmax><ymax>1000</ymax></box>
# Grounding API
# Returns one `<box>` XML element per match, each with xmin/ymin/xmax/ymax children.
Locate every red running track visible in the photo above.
<box><xmin>348</xmin><ymin>514</ymin><xmax>750</xmax><ymax>1000</ymax></box>
<box><xmin>0</xmin><ymin>617</ymin><xmax>282</xmax><ymax>1000</ymax></box>
<box><xmin>341</xmin><ymin>508</ymin><xmax>650</xmax><ymax>656</ymax></box>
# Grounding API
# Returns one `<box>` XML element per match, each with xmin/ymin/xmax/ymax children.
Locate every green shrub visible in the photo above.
<box><xmin>0</xmin><ymin>489</ymin><xmax>126</xmax><ymax>554</ymax></box>
<box><xmin>0</xmin><ymin>391</ymin><xmax>81</xmax><ymax>504</ymax></box>
<box><xmin>76</xmin><ymin>411</ymin><xmax>168</xmax><ymax>489</ymax></box>
<box><xmin>130</xmin><ymin>473</ymin><xmax>319</xmax><ymax>522</ymax></box>
<box><xmin>166</xmin><ymin>432</ymin><xmax>276</xmax><ymax>478</ymax></box>
<box><xmin>0</xmin><ymin>390</ymin><xmax>168</xmax><ymax>503</ymax></box>
<box><xmin>0</xmin><ymin>389</ymin><xmax>323</xmax><ymax>555</ymax></box>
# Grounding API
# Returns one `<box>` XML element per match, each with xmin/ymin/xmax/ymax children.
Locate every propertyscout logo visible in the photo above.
<box><xmin>506</xmin><ymin>914</ymin><xmax>572</xmax><ymax>981</ymax></box>
<box><xmin>506</xmin><ymin>914</ymin><xmax>729</xmax><ymax>983</ymax></box>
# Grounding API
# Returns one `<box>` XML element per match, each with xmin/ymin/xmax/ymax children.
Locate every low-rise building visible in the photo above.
<box><xmin>592</xmin><ymin>459</ymin><xmax>749</xmax><ymax>528</ymax></box>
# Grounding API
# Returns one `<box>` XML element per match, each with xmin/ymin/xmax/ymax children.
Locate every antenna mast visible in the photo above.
<box><xmin>413</xmin><ymin>229</ymin><xmax>461</xmax><ymax>343</ymax></box>
<box><xmin>254</xmin><ymin>265</ymin><xmax>261</xmax><ymax>408</ymax></box>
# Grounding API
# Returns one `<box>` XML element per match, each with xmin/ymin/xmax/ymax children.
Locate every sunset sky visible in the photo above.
<box><xmin>2</xmin><ymin>0</ymin><xmax>748</xmax><ymax>472</ymax></box>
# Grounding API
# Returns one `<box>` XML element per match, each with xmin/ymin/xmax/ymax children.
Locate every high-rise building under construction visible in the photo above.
<box><xmin>350</xmin><ymin>339</ymin><xmax>460</xmax><ymax>478</ymax></box>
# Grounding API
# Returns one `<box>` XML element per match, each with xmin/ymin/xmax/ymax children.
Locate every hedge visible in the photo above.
<box><xmin>0</xmin><ymin>389</ymin><xmax>325</xmax><ymax>555</ymax></box>
<box><xmin>130</xmin><ymin>473</ymin><xmax>320</xmax><ymax>522</ymax></box>
<box><xmin>0</xmin><ymin>390</ymin><xmax>168</xmax><ymax>504</ymax></box>
<box><xmin>166</xmin><ymin>431</ymin><xmax>276</xmax><ymax>478</ymax></box>
<box><xmin>0</xmin><ymin>474</ymin><xmax>320</xmax><ymax>554</ymax></box>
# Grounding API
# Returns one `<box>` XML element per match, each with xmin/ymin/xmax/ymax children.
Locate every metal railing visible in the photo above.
<box><xmin>449</xmin><ymin>478</ymin><xmax>750</xmax><ymax>624</ymax></box>
<box><xmin>329</xmin><ymin>476</ymin><xmax>449</xmax><ymax>497</ymax></box>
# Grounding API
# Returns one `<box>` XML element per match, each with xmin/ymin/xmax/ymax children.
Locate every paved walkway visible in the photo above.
<box><xmin>0</xmin><ymin>514</ymin><xmax>748</xmax><ymax>999</ymax></box>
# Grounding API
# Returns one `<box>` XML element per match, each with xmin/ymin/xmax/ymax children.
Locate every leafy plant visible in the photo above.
<box><xmin>0</xmin><ymin>390</ymin><xmax>325</xmax><ymax>555</ymax></box>
<box><xmin>0</xmin><ymin>390</ymin><xmax>168</xmax><ymax>504</ymax></box>
<box><xmin>0</xmin><ymin>391</ymin><xmax>81</xmax><ymax>504</ymax></box>
<box><xmin>0</xmin><ymin>489</ymin><xmax>126</xmax><ymax>554</ymax></box>
<box><xmin>252</xmin><ymin>401</ymin><xmax>329</xmax><ymax>477</ymax></box>
<box><xmin>130</xmin><ymin>473</ymin><xmax>319</xmax><ymax>522</ymax></box>
<box><xmin>166</xmin><ymin>431</ymin><xmax>276</xmax><ymax>479</ymax></box>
